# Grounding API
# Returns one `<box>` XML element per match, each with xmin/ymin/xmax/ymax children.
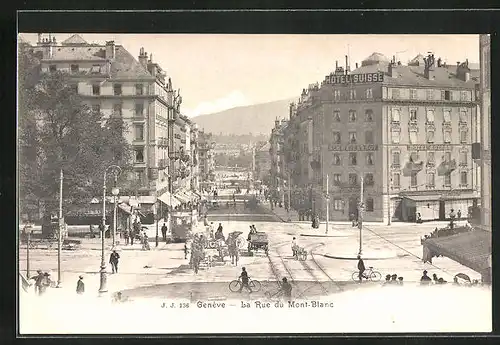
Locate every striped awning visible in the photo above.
<box><xmin>158</xmin><ymin>191</ymin><xmax>181</xmax><ymax>207</ymax></box>
<box><xmin>174</xmin><ymin>191</ymin><xmax>190</xmax><ymax>204</ymax></box>
<box><xmin>117</xmin><ymin>203</ymin><xmax>133</xmax><ymax>215</ymax></box>
<box><xmin>422</xmin><ymin>229</ymin><xmax>491</xmax><ymax>273</ymax></box>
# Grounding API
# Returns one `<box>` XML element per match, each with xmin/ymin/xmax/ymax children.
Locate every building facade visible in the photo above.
<box><xmin>254</xmin><ymin>142</ymin><xmax>271</xmax><ymax>183</ymax></box>
<box><xmin>269</xmin><ymin>119</ymin><xmax>288</xmax><ymax>201</ymax></box>
<box><xmin>479</xmin><ymin>34</ymin><xmax>491</xmax><ymax>231</ymax></box>
<box><xmin>284</xmin><ymin>52</ymin><xmax>480</xmax><ymax>222</ymax></box>
<box><xmin>32</xmin><ymin>34</ymin><xmax>206</xmax><ymax>213</ymax></box>
<box><xmin>197</xmin><ymin>131</ymin><xmax>216</xmax><ymax>191</ymax></box>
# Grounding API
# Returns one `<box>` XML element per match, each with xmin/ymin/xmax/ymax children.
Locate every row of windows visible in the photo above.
<box><xmin>391</xmin><ymin>107</ymin><xmax>468</xmax><ymax>123</ymax></box>
<box><xmin>333</xmin><ymin>131</ymin><xmax>374</xmax><ymax>145</ymax></box>
<box><xmin>390</xmin><ymin>88</ymin><xmax>471</xmax><ymax>102</ymax></box>
<box><xmin>332</xmin><ymin>198</ymin><xmax>374</xmax><ymax>212</ymax></box>
<box><xmin>392</xmin><ymin>171</ymin><xmax>469</xmax><ymax>188</ymax></box>
<box><xmin>332</xmin><ymin>173</ymin><xmax>374</xmax><ymax>186</ymax></box>
<box><xmin>392</xmin><ymin>151</ymin><xmax>468</xmax><ymax>165</ymax></box>
<box><xmin>391</xmin><ymin>129</ymin><xmax>469</xmax><ymax>144</ymax></box>
<box><xmin>331</xmin><ymin>109</ymin><xmax>374</xmax><ymax>122</ymax></box>
<box><xmin>391</xmin><ymin>128</ymin><xmax>469</xmax><ymax>144</ymax></box>
<box><xmin>330</xmin><ymin>88</ymin><xmax>471</xmax><ymax>102</ymax></box>
<box><xmin>331</xmin><ymin>152</ymin><xmax>375</xmax><ymax>166</ymax></box>
<box><xmin>91</xmin><ymin>103</ymin><xmax>145</xmax><ymax>117</ymax></box>
<box><xmin>49</xmin><ymin>64</ymin><xmax>105</xmax><ymax>74</ymax></box>
<box><xmin>332</xmin><ymin>88</ymin><xmax>374</xmax><ymax>101</ymax></box>
<box><xmin>91</xmin><ymin>83</ymin><xmax>145</xmax><ymax>96</ymax></box>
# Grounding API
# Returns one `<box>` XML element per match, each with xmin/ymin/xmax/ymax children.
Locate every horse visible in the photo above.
<box><xmin>227</xmin><ymin>236</ymin><xmax>241</xmax><ymax>266</ymax></box>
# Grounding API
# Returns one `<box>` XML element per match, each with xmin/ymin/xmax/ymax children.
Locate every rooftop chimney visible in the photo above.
<box><xmin>335</xmin><ymin>60</ymin><xmax>338</xmax><ymax>68</ymax></box>
<box><xmin>355</xmin><ymin>62</ymin><xmax>358</xmax><ymax>69</ymax></box>
<box><xmin>105</xmin><ymin>41</ymin><xmax>115</xmax><ymax>59</ymax></box>
<box><xmin>138</xmin><ymin>47</ymin><xmax>148</xmax><ymax>67</ymax></box>
<box><xmin>345</xmin><ymin>55</ymin><xmax>350</xmax><ymax>74</ymax></box>
<box><xmin>424</xmin><ymin>54</ymin><xmax>436</xmax><ymax>80</ymax></box>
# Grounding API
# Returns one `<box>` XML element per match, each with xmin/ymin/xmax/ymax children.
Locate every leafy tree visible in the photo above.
<box><xmin>18</xmin><ymin>45</ymin><xmax>131</xmax><ymax>220</ymax></box>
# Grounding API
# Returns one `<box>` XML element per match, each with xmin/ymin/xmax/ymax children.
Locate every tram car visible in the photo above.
<box><xmin>170</xmin><ymin>210</ymin><xmax>198</xmax><ymax>243</ymax></box>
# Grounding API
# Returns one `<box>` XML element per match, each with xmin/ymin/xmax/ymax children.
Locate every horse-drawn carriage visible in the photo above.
<box><xmin>248</xmin><ymin>232</ymin><xmax>269</xmax><ymax>255</ymax></box>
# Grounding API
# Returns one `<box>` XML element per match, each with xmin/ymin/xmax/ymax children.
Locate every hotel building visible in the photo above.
<box><xmin>284</xmin><ymin>52</ymin><xmax>480</xmax><ymax>222</ymax></box>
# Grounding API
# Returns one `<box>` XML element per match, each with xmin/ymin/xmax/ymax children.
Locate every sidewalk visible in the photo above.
<box><xmin>20</xmin><ymin>238</ymin><xmax>185</xmax><ymax>299</ymax></box>
<box><xmin>259</xmin><ymin>199</ymin><xmax>301</xmax><ymax>222</ymax></box>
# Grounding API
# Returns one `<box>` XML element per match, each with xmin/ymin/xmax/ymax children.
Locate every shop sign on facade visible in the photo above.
<box><xmin>326</xmin><ymin>72</ymin><xmax>385</xmax><ymax>85</ymax></box>
<box><xmin>407</xmin><ymin>144</ymin><xmax>453</xmax><ymax>151</ymax></box>
<box><xmin>328</xmin><ymin>144</ymin><xmax>378</xmax><ymax>151</ymax></box>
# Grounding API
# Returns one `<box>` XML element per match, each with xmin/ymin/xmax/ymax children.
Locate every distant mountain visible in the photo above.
<box><xmin>192</xmin><ymin>98</ymin><xmax>294</xmax><ymax>136</ymax></box>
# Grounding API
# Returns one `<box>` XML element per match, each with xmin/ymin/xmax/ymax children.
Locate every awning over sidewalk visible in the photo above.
<box><xmin>440</xmin><ymin>190</ymin><xmax>480</xmax><ymax>201</ymax></box>
<box><xmin>158</xmin><ymin>191</ymin><xmax>181</xmax><ymax>207</ymax></box>
<box><xmin>403</xmin><ymin>194</ymin><xmax>443</xmax><ymax>204</ymax></box>
<box><xmin>422</xmin><ymin>230</ymin><xmax>491</xmax><ymax>273</ymax></box>
<box><xmin>174</xmin><ymin>191</ymin><xmax>190</xmax><ymax>204</ymax></box>
<box><xmin>117</xmin><ymin>203</ymin><xmax>134</xmax><ymax>215</ymax></box>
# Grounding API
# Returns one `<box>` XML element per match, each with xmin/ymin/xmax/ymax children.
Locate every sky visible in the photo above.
<box><xmin>19</xmin><ymin>34</ymin><xmax>480</xmax><ymax>117</ymax></box>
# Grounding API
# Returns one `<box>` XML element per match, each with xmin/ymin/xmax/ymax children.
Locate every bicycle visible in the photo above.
<box><xmin>229</xmin><ymin>277</ymin><xmax>262</xmax><ymax>292</ymax></box>
<box><xmin>351</xmin><ymin>266</ymin><xmax>382</xmax><ymax>282</ymax></box>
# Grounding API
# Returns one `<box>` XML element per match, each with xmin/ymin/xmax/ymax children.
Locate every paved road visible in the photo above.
<box><xmin>20</xmin><ymin>188</ymin><xmax>481</xmax><ymax>300</ymax></box>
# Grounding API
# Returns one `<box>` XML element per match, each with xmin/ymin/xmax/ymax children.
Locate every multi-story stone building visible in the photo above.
<box><xmin>32</xmin><ymin>34</ymin><xmax>203</xmax><ymax>214</ymax></box>
<box><xmin>254</xmin><ymin>141</ymin><xmax>271</xmax><ymax>183</ymax></box>
<box><xmin>269</xmin><ymin>119</ymin><xmax>288</xmax><ymax>201</ymax></box>
<box><xmin>479</xmin><ymin>34</ymin><xmax>491</xmax><ymax>231</ymax></box>
<box><xmin>284</xmin><ymin>52</ymin><xmax>480</xmax><ymax>222</ymax></box>
<box><xmin>197</xmin><ymin>131</ymin><xmax>216</xmax><ymax>191</ymax></box>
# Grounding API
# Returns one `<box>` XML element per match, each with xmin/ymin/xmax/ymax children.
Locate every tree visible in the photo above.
<box><xmin>18</xmin><ymin>46</ymin><xmax>131</xmax><ymax>219</ymax></box>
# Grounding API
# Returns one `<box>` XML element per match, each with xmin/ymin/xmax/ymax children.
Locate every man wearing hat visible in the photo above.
<box><xmin>109</xmin><ymin>249</ymin><xmax>120</xmax><ymax>274</ymax></box>
<box><xmin>281</xmin><ymin>277</ymin><xmax>292</xmax><ymax>300</ymax></box>
<box><xmin>76</xmin><ymin>275</ymin><xmax>85</xmax><ymax>294</ymax></box>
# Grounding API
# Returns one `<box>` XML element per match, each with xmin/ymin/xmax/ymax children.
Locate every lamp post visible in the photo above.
<box><xmin>155</xmin><ymin>200</ymin><xmax>159</xmax><ymax>247</ymax></box>
<box><xmin>99</xmin><ymin>165</ymin><xmax>121</xmax><ymax>294</ymax></box>
<box><xmin>111</xmin><ymin>184</ymin><xmax>120</xmax><ymax>248</ymax></box>
<box><xmin>358</xmin><ymin>175</ymin><xmax>364</xmax><ymax>256</ymax></box>
<box><xmin>325</xmin><ymin>173</ymin><xmax>329</xmax><ymax>234</ymax></box>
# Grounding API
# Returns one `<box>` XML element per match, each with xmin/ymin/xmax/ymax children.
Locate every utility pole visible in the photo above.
<box><xmin>57</xmin><ymin>169</ymin><xmax>63</xmax><ymax>287</ymax></box>
<box><xmin>358</xmin><ymin>175</ymin><xmax>364</xmax><ymax>256</ymax></box>
<box><xmin>387</xmin><ymin>145</ymin><xmax>392</xmax><ymax>226</ymax></box>
<box><xmin>26</xmin><ymin>229</ymin><xmax>31</xmax><ymax>279</ymax></box>
<box><xmin>287</xmin><ymin>171</ymin><xmax>291</xmax><ymax>222</ymax></box>
<box><xmin>325</xmin><ymin>173</ymin><xmax>329</xmax><ymax>234</ymax></box>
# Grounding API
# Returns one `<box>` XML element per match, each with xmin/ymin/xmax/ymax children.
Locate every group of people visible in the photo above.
<box><xmin>420</xmin><ymin>270</ymin><xmax>448</xmax><ymax>285</ymax></box>
<box><xmin>29</xmin><ymin>270</ymin><xmax>54</xmax><ymax>295</ymax></box>
<box><xmin>383</xmin><ymin>274</ymin><xmax>404</xmax><ymax>285</ymax></box>
<box><xmin>189</xmin><ymin>233</ymin><xmax>208</xmax><ymax>274</ymax></box>
<box><xmin>421</xmin><ymin>222</ymin><xmax>473</xmax><ymax>242</ymax></box>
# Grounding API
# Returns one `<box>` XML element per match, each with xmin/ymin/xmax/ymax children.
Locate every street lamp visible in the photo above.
<box><xmin>99</xmin><ymin>165</ymin><xmax>121</xmax><ymax>294</ymax></box>
<box><xmin>111</xmin><ymin>185</ymin><xmax>120</xmax><ymax>248</ymax></box>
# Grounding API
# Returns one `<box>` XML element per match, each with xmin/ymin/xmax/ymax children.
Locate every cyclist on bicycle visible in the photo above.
<box><xmin>357</xmin><ymin>255</ymin><xmax>366</xmax><ymax>282</ymax></box>
<box><xmin>280</xmin><ymin>277</ymin><xmax>292</xmax><ymax>300</ymax></box>
<box><xmin>238</xmin><ymin>267</ymin><xmax>252</xmax><ymax>293</ymax></box>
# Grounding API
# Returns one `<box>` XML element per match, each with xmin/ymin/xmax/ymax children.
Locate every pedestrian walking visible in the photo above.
<box><xmin>457</xmin><ymin>209</ymin><xmax>462</xmax><ymax>220</ymax></box>
<box><xmin>161</xmin><ymin>223</ymin><xmax>168</xmax><ymax>242</ymax></box>
<box><xmin>76</xmin><ymin>275</ymin><xmax>85</xmax><ymax>294</ymax></box>
<box><xmin>109</xmin><ymin>250</ymin><xmax>120</xmax><ymax>274</ymax></box>
<box><xmin>38</xmin><ymin>272</ymin><xmax>52</xmax><ymax>296</ymax></box>
<box><xmin>123</xmin><ymin>228</ymin><xmax>130</xmax><ymax>245</ymax></box>
<box><xmin>30</xmin><ymin>269</ymin><xmax>44</xmax><ymax>295</ymax></box>
<box><xmin>291</xmin><ymin>237</ymin><xmax>297</xmax><ymax>258</ymax></box>
<box><xmin>184</xmin><ymin>243</ymin><xmax>188</xmax><ymax>259</ymax></box>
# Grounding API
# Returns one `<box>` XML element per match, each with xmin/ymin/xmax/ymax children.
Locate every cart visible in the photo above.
<box><xmin>248</xmin><ymin>232</ymin><xmax>269</xmax><ymax>255</ymax></box>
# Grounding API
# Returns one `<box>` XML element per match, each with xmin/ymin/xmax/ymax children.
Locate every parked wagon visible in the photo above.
<box><xmin>248</xmin><ymin>232</ymin><xmax>269</xmax><ymax>255</ymax></box>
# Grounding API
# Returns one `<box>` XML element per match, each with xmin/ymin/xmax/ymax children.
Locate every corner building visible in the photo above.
<box><xmin>288</xmin><ymin>53</ymin><xmax>480</xmax><ymax>222</ymax></box>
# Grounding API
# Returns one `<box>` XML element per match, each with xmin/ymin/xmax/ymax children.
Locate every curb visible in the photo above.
<box><xmin>300</xmin><ymin>233</ymin><xmax>350</xmax><ymax>238</ymax></box>
<box><xmin>323</xmin><ymin>253</ymin><xmax>405</xmax><ymax>260</ymax></box>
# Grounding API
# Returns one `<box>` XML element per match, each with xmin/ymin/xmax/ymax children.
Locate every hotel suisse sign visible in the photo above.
<box><xmin>328</xmin><ymin>144</ymin><xmax>378</xmax><ymax>151</ymax></box>
<box><xmin>406</xmin><ymin>144</ymin><xmax>452</xmax><ymax>151</ymax></box>
<box><xmin>326</xmin><ymin>72</ymin><xmax>385</xmax><ymax>85</ymax></box>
